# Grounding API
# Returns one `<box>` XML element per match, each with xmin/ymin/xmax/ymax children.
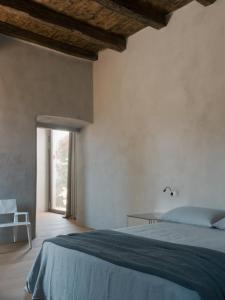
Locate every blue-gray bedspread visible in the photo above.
<box><xmin>45</xmin><ymin>229</ymin><xmax>225</xmax><ymax>300</ymax></box>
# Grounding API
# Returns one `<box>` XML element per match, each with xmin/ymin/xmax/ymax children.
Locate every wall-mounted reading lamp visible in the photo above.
<box><xmin>163</xmin><ymin>186</ymin><xmax>177</xmax><ymax>197</ymax></box>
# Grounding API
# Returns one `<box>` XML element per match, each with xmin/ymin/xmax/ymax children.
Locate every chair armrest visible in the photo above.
<box><xmin>14</xmin><ymin>212</ymin><xmax>30</xmax><ymax>223</ymax></box>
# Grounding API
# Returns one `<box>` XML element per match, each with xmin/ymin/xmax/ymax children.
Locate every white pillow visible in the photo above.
<box><xmin>213</xmin><ymin>218</ymin><xmax>225</xmax><ymax>230</ymax></box>
<box><xmin>160</xmin><ymin>206</ymin><xmax>225</xmax><ymax>227</ymax></box>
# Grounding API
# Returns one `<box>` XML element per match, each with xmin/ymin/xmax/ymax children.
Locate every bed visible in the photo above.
<box><xmin>26</xmin><ymin>207</ymin><xmax>225</xmax><ymax>300</ymax></box>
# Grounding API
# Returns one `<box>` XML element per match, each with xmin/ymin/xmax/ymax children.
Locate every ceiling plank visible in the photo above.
<box><xmin>196</xmin><ymin>0</ymin><xmax>216</xmax><ymax>5</ymax></box>
<box><xmin>0</xmin><ymin>0</ymin><xmax>126</xmax><ymax>52</ymax></box>
<box><xmin>0</xmin><ymin>21</ymin><xmax>98</xmax><ymax>60</ymax></box>
<box><xmin>94</xmin><ymin>0</ymin><xmax>170</xmax><ymax>29</ymax></box>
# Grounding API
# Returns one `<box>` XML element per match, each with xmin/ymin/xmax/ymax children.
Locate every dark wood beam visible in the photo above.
<box><xmin>95</xmin><ymin>0</ymin><xmax>170</xmax><ymax>29</ymax></box>
<box><xmin>0</xmin><ymin>0</ymin><xmax>126</xmax><ymax>52</ymax></box>
<box><xmin>196</xmin><ymin>0</ymin><xmax>216</xmax><ymax>5</ymax></box>
<box><xmin>0</xmin><ymin>21</ymin><xmax>98</xmax><ymax>60</ymax></box>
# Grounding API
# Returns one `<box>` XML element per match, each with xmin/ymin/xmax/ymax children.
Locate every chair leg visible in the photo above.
<box><xmin>26</xmin><ymin>224</ymin><xmax>32</xmax><ymax>249</ymax></box>
<box><xmin>13</xmin><ymin>226</ymin><xmax>18</xmax><ymax>243</ymax></box>
<box><xmin>13</xmin><ymin>214</ymin><xmax>18</xmax><ymax>243</ymax></box>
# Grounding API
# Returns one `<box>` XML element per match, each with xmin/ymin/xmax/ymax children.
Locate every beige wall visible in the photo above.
<box><xmin>0</xmin><ymin>34</ymin><xmax>92</xmax><ymax>242</ymax></box>
<box><xmin>36</xmin><ymin>128</ymin><xmax>49</xmax><ymax>213</ymax></box>
<box><xmin>78</xmin><ymin>0</ymin><xmax>225</xmax><ymax>229</ymax></box>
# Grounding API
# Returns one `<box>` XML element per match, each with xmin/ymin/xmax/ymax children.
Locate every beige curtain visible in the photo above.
<box><xmin>65</xmin><ymin>131</ymin><xmax>77</xmax><ymax>219</ymax></box>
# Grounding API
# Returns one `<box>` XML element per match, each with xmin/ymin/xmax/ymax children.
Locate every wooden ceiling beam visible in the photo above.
<box><xmin>95</xmin><ymin>0</ymin><xmax>170</xmax><ymax>29</ymax></box>
<box><xmin>0</xmin><ymin>21</ymin><xmax>98</xmax><ymax>60</ymax></box>
<box><xmin>0</xmin><ymin>0</ymin><xmax>126</xmax><ymax>52</ymax></box>
<box><xmin>196</xmin><ymin>0</ymin><xmax>216</xmax><ymax>5</ymax></box>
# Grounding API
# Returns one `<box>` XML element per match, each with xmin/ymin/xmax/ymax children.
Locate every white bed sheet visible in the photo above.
<box><xmin>119</xmin><ymin>221</ymin><xmax>225</xmax><ymax>253</ymax></box>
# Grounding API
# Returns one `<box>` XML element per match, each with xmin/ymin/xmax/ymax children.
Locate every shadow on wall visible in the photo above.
<box><xmin>0</xmin><ymin>34</ymin><xmax>16</xmax><ymax>50</ymax></box>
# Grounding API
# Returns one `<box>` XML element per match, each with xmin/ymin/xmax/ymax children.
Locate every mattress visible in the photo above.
<box><xmin>27</xmin><ymin>222</ymin><xmax>225</xmax><ymax>300</ymax></box>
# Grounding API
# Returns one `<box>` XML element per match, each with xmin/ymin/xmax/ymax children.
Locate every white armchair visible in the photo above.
<box><xmin>0</xmin><ymin>199</ymin><xmax>32</xmax><ymax>249</ymax></box>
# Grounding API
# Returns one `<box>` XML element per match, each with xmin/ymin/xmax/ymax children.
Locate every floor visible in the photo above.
<box><xmin>0</xmin><ymin>212</ymin><xmax>88</xmax><ymax>300</ymax></box>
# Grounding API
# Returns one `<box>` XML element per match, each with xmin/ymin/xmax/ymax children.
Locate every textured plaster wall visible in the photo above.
<box><xmin>0</xmin><ymin>35</ymin><xmax>92</xmax><ymax>242</ymax></box>
<box><xmin>36</xmin><ymin>128</ymin><xmax>49</xmax><ymax>213</ymax></box>
<box><xmin>78</xmin><ymin>0</ymin><xmax>225</xmax><ymax>229</ymax></box>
